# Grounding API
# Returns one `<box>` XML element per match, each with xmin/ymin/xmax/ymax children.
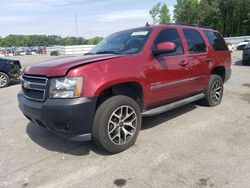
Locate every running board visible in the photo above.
<box><xmin>142</xmin><ymin>93</ymin><xmax>205</xmax><ymax>117</ymax></box>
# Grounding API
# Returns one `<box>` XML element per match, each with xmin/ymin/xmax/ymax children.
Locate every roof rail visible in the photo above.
<box><xmin>165</xmin><ymin>23</ymin><xmax>212</xmax><ymax>29</ymax></box>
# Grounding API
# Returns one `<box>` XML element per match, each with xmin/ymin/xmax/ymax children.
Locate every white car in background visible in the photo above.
<box><xmin>236</xmin><ymin>40</ymin><xmax>250</xmax><ymax>50</ymax></box>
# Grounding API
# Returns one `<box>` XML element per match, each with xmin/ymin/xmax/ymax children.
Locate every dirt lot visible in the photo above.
<box><xmin>0</xmin><ymin>52</ymin><xmax>250</xmax><ymax>188</ymax></box>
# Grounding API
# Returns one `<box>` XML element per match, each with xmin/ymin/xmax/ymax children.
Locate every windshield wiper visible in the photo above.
<box><xmin>95</xmin><ymin>51</ymin><xmax>121</xmax><ymax>55</ymax></box>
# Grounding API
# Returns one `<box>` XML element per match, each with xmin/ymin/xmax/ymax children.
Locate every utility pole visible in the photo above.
<box><xmin>75</xmin><ymin>12</ymin><xmax>78</xmax><ymax>37</ymax></box>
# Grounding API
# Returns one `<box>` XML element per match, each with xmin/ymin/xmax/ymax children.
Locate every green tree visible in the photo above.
<box><xmin>198</xmin><ymin>0</ymin><xmax>221</xmax><ymax>29</ymax></box>
<box><xmin>172</xmin><ymin>0</ymin><xmax>250</xmax><ymax>36</ymax></box>
<box><xmin>149</xmin><ymin>2</ymin><xmax>161</xmax><ymax>24</ymax></box>
<box><xmin>159</xmin><ymin>3</ymin><xmax>171</xmax><ymax>24</ymax></box>
<box><xmin>0</xmin><ymin>35</ymin><xmax>98</xmax><ymax>47</ymax></box>
<box><xmin>174</xmin><ymin>0</ymin><xmax>200</xmax><ymax>25</ymax></box>
<box><xmin>89</xmin><ymin>36</ymin><xmax>103</xmax><ymax>45</ymax></box>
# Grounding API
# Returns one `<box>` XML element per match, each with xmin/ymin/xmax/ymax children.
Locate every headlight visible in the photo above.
<box><xmin>49</xmin><ymin>77</ymin><xmax>83</xmax><ymax>98</ymax></box>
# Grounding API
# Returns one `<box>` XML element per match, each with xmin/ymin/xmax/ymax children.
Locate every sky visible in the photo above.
<box><xmin>0</xmin><ymin>0</ymin><xmax>176</xmax><ymax>38</ymax></box>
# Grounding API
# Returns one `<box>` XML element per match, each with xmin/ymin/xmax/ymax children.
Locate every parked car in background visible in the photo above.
<box><xmin>236</xmin><ymin>40</ymin><xmax>250</xmax><ymax>50</ymax></box>
<box><xmin>25</xmin><ymin>48</ymin><xmax>32</xmax><ymax>55</ymax></box>
<box><xmin>0</xmin><ymin>49</ymin><xmax>4</xmax><ymax>57</ymax></box>
<box><xmin>227</xmin><ymin>42</ymin><xmax>236</xmax><ymax>52</ymax></box>
<box><xmin>0</xmin><ymin>58</ymin><xmax>21</xmax><ymax>87</ymax></box>
<box><xmin>50</xmin><ymin>50</ymin><xmax>60</xmax><ymax>56</ymax></box>
<box><xmin>242</xmin><ymin>43</ymin><xmax>250</xmax><ymax>65</ymax></box>
<box><xmin>18</xmin><ymin>24</ymin><xmax>231</xmax><ymax>153</ymax></box>
<box><xmin>39</xmin><ymin>46</ymin><xmax>46</xmax><ymax>54</ymax></box>
<box><xmin>15</xmin><ymin>48</ymin><xmax>26</xmax><ymax>56</ymax></box>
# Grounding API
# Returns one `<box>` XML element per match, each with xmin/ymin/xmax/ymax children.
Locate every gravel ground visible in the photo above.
<box><xmin>0</xmin><ymin>51</ymin><xmax>250</xmax><ymax>188</ymax></box>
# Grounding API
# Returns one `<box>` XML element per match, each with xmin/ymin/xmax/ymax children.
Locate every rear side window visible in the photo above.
<box><xmin>153</xmin><ymin>28</ymin><xmax>184</xmax><ymax>55</ymax></box>
<box><xmin>183</xmin><ymin>29</ymin><xmax>206</xmax><ymax>54</ymax></box>
<box><xmin>204</xmin><ymin>30</ymin><xmax>228</xmax><ymax>51</ymax></box>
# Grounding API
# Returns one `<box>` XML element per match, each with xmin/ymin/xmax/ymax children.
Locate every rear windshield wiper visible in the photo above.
<box><xmin>96</xmin><ymin>51</ymin><xmax>121</xmax><ymax>55</ymax></box>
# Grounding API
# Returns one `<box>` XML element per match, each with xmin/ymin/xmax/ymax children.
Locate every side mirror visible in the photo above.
<box><xmin>152</xmin><ymin>42</ymin><xmax>176</xmax><ymax>56</ymax></box>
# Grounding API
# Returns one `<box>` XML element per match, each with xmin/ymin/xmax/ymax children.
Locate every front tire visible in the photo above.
<box><xmin>92</xmin><ymin>95</ymin><xmax>141</xmax><ymax>153</ymax></box>
<box><xmin>199</xmin><ymin>74</ymin><xmax>224</xmax><ymax>107</ymax></box>
<box><xmin>0</xmin><ymin>72</ymin><xmax>10</xmax><ymax>88</ymax></box>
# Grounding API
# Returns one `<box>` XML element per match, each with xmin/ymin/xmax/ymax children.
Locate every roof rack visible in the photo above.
<box><xmin>165</xmin><ymin>23</ymin><xmax>212</xmax><ymax>29</ymax></box>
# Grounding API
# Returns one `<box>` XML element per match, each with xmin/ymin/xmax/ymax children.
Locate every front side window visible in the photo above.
<box><xmin>88</xmin><ymin>29</ymin><xmax>151</xmax><ymax>55</ymax></box>
<box><xmin>204</xmin><ymin>30</ymin><xmax>229</xmax><ymax>51</ymax></box>
<box><xmin>152</xmin><ymin>28</ymin><xmax>184</xmax><ymax>56</ymax></box>
<box><xmin>183</xmin><ymin>29</ymin><xmax>206</xmax><ymax>54</ymax></box>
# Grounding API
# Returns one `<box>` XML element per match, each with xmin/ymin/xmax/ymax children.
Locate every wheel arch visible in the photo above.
<box><xmin>210</xmin><ymin>66</ymin><xmax>226</xmax><ymax>82</ymax></box>
<box><xmin>96</xmin><ymin>81</ymin><xmax>144</xmax><ymax>110</ymax></box>
<box><xmin>0</xmin><ymin>70</ymin><xmax>10</xmax><ymax>78</ymax></box>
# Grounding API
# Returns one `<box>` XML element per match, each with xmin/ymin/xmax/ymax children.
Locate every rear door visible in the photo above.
<box><xmin>182</xmin><ymin>28</ymin><xmax>210</xmax><ymax>92</ymax></box>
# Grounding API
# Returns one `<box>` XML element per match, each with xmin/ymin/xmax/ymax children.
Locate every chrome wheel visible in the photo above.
<box><xmin>211</xmin><ymin>80</ymin><xmax>223</xmax><ymax>103</ymax></box>
<box><xmin>108</xmin><ymin>105</ymin><xmax>137</xmax><ymax>145</ymax></box>
<box><xmin>0</xmin><ymin>73</ymin><xmax>8</xmax><ymax>87</ymax></box>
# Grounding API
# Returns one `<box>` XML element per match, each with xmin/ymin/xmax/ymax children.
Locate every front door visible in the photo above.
<box><xmin>145</xmin><ymin>28</ymin><xmax>193</xmax><ymax>107</ymax></box>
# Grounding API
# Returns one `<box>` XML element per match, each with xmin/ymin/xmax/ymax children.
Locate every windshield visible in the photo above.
<box><xmin>88</xmin><ymin>28</ymin><xmax>151</xmax><ymax>55</ymax></box>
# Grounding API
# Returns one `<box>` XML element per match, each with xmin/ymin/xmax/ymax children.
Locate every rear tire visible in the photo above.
<box><xmin>92</xmin><ymin>95</ymin><xmax>141</xmax><ymax>154</ymax></box>
<box><xmin>199</xmin><ymin>74</ymin><xmax>224</xmax><ymax>107</ymax></box>
<box><xmin>0</xmin><ymin>72</ymin><xmax>10</xmax><ymax>88</ymax></box>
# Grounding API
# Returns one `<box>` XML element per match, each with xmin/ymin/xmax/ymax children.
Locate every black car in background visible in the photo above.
<box><xmin>0</xmin><ymin>58</ymin><xmax>21</xmax><ymax>87</ymax></box>
<box><xmin>242</xmin><ymin>43</ymin><xmax>250</xmax><ymax>65</ymax></box>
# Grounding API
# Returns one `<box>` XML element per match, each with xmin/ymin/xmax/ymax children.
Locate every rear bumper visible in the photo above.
<box><xmin>18</xmin><ymin>92</ymin><xmax>97</xmax><ymax>141</ymax></box>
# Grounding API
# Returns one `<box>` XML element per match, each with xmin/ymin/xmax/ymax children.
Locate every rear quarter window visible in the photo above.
<box><xmin>203</xmin><ymin>30</ymin><xmax>228</xmax><ymax>51</ymax></box>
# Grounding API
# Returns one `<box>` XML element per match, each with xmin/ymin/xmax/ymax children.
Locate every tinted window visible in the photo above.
<box><xmin>153</xmin><ymin>28</ymin><xmax>183</xmax><ymax>55</ymax></box>
<box><xmin>204</xmin><ymin>30</ymin><xmax>228</xmax><ymax>51</ymax></box>
<box><xmin>183</xmin><ymin>29</ymin><xmax>206</xmax><ymax>53</ymax></box>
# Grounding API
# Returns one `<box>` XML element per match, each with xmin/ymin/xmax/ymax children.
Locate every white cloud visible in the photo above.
<box><xmin>0</xmin><ymin>16</ymin><xmax>31</xmax><ymax>22</ymax></box>
<box><xmin>100</xmin><ymin>9</ymin><xmax>150</xmax><ymax>22</ymax></box>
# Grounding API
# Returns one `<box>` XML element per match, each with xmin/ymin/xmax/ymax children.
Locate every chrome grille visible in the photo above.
<box><xmin>22</xmin><ymin>75</ymin><xmax>48</xmax><ymax>101</ymax></box>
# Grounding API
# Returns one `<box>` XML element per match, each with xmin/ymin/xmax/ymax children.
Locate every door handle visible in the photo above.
<box><xmin>205</xmin><ymin>57</ymin><xmax>212</xmax><ymax>62</ymax></box>
<box><xmin>179</xmin><ymin>60</ymin><xmax>189</xmax><ymax>66</ymax></box>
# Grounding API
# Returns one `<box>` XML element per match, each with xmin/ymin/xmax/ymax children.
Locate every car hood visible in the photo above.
<box><xmin>24</xmin><ymin>54</ymin><xmax>122</xmax><ymax>76</ymax></box>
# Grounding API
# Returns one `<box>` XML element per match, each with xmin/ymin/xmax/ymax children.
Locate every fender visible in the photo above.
<box><xmin>93</xmin><ymin>78</ymin><xmax>145</xmax><ymax>97</ymax></box>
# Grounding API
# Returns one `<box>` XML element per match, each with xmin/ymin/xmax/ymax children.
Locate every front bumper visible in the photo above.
<box><xmin>18</xmin><ymin>92</ymin><xmax>97</xmax><ymax>141</ymax></box>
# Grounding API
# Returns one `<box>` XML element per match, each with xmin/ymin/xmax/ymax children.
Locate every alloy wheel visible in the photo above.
<box><xmin>211</xmin><ymin>80</ymin><xmax>223</xmax><ymax>103</ymax></box>
<box><xmin>107</xmin><ymin>105</ymin><xmax>137</xmax><ymax>145</ymax></box>
<box><xmin>0</xmin><ymin>74</ymin><xmax>8</xmax><ymax>87</ymax></box>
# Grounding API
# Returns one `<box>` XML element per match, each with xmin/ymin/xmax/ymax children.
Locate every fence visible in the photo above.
<box><xmin>224</xmin><ymin>36</ymin><xmax>250</xmax><ymax>45</ymax></box>
<box><xmin>46</xmin><ymin>45</ymin><xmax>95</xmax><ymax>55</ymax></box>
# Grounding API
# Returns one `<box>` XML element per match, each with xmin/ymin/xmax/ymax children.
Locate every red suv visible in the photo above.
<box><xmin>18</xmin><ymin>24</ymin><xmax>231</xmax><ymax>153</ymax></box>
